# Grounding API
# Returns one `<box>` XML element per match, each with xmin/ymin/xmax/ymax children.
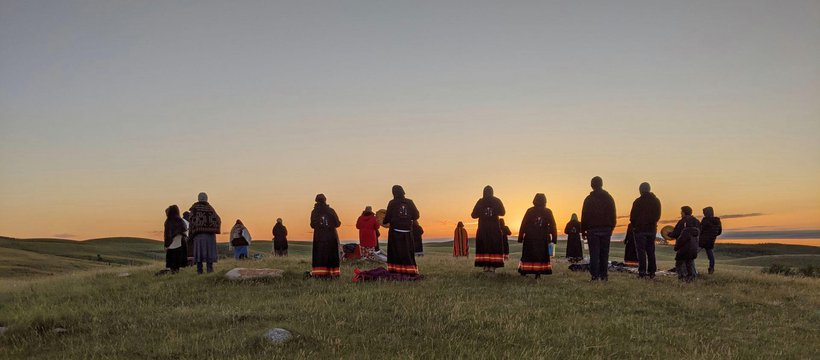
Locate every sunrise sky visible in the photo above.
<box><xmin>1</xmin><ymin>1</ymin><xmax>819</xmax><ymax>242</ymax></box>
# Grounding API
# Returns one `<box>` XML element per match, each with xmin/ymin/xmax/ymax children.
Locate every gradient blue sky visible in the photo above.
<box><xmin>1</xmin><ymin>1</ymin><xmax>818</xmax><ymax>241</ymax></box>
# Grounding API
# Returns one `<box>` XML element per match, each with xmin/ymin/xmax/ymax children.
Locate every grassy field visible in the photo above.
<box><xmin>0</xmin><ymin>238</ymin><xmax>818</xmax><ymax>359</ymax></box>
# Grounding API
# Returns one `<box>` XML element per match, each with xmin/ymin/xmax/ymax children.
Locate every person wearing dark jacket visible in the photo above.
<box><xmin>581</xmin><ymin>176</ymin><xmax>617</xmax><ymax>281</ymax></box>
<box><xmin>310</xmin><ymin>194</ymin><xmax>342</xmax><ymax>278</ymax></box>
<box><xmin>668</xmin><ymin>206</ymin><xmax>701</xmax><ymax>282</ymax></box>
<box><xmin>382</xmin><ymin>185</ymin><xmax>421</xmax><ymax>275</ymax></box>
<box><xmin>699</xmin><ymin>207</ymin><xmax>722</xmax><ymax>274</ymax></box>
<box><xmin>412</xmin><ymin>220</ymin><xmax>424</xmax><ymax>257</ymax></box>
<box><xmin>517</xmin><ymin>194</ymin><xmax>557</xmax><ymax>278</ymax></box>
<box><xmin>629</xmin><ymin>182</ymin><xmax>662</xmax><ymax>278</ymax></box>
<box><xmin>272</xmin><ymin>218</ymin><xmax>288</xmax><ymax>257</ymax></box>
<box><xmin>622</xmin><ymin>223</ymin><xmax>639</xmax><ymax>267</ymax></box>
<box><xmin>500</xmin><ymin>218</ymin><xmax>512</xmax><ymax>260</ymax></box>
<box><xmin>472</xmin><ymin>185</ymin><xmax>507</xmax><ymax>272</ymax></box>
<box><xmin>164</xmin><ymin>205</ymin><xmax>188</xmax><ymax>273</ymax></box>
<box><xmin>188</xmin><ymin>192</ymin><xmax>221</xmax><ymax>274</ymax></box>
<box><xmin>564</xmin><ymin>213</ymin><xmax>583</xmax><ymax>262</ymax></box>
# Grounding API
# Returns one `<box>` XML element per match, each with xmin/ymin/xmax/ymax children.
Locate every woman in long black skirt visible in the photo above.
<box><xmin>564</xmin><ymin>213</ymin><xmax>583</xmax><ymax>262</ymax></box>
<box><xmin>518</xmin><ymin>194</ymin><xmax>556</xmax><ymax>278</ymax></box>
<box><xmin>164</xmin><ymin>205</ymin><xmax>188</xmax><ymax>273</ymax></box>
<box><xmin>623</xmin><ymin>223</ymin><xmax>639</xmax><ymax>267</ymax></box>
<box><xmin>472</xmin><ymin>185</ymin><xmax>506</xmax><ymax>272</ymax></box>
<box><xmin>310</xmin><ymin>194</ymin><xmax>341</xmax><ymax>278</ymax></box>
<box><xmin>383</xmin><ymin>185</ymin><xmax>420</xmax><ymax>275</ymax></box>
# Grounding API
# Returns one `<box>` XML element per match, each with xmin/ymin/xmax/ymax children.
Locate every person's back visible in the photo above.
<box><xmin>272</xmin><ymin>219</ymin><xmax>288</xmax><ymax>256</ymax></box>
<box><xmin>580</xmin><ymin>177</ymin><xmax>616</xmax><ymax>281</ymax></box>
<box><xmin>669</xmin><ymin>206</ymin><xmax>701</xmax><ymax>282</ymax></box>
<box><xmin>629</xmin><ymin>182</ymin><xmax>662</xmax><ymax>278</ymax></box>
<box><xmin>188</xmin><ymin>192</ymin><xmax>220</xmax><ymax>274</ymax></box>
<box><xmin>699</xmin><ymin>206</ymin><xmax>722</xmax><ymax>274</ymax></box>
<box><xmin>356</xmin><ymin>207</ymin><xmax>379</xmax><ymax>249</ymax></box>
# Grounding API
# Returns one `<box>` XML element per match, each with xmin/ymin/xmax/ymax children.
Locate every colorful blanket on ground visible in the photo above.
<box><xmin>352</xmin><ymin>267</ymin><xmax>423</xmax><ymax>282</ymax></box>
<box><xmin>568</xmin><ymin>261</ymin><xmax>675</xmax><ymax>276</ymax></box>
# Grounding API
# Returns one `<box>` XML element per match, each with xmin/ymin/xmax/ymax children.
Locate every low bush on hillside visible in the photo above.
<box><xmin>763</xmin><ymin>263</ymin><xmax>820</xmax><ymax>277</ymax></box>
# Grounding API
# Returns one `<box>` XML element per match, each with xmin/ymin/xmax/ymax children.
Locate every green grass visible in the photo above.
<box><xmin>0</xmin><ymin>237</ymin><xmax>819</xmax><ymax>359</ymax></box>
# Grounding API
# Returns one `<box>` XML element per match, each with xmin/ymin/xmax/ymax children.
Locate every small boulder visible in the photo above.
<box><xmin>225</xmin><ymin>268</ymin><xmax>284</xmax><ymax>280</ymax></box>
<box><xmin>0</xmin><ymin>326</ymin><xmax>8</xmax><ymax>336</ymax></box>
<box><xmin>52</xmin><ymin>328</ymin><xmax>67</xmax><ymax>334</ymax></box>
<box><xmin>117</xmin><ymin>272</ymin><xmax>131</xmax><ymax>277</ymax></box>
<box><xmin>264</xmin><ymin>328</ymin><xmax>292</xmax><ymax>344</ymax></box>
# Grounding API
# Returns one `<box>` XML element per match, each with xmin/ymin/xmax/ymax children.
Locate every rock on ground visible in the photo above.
<box><xmin>224</xmin><ymin>268</ymin><xmax>284</xmax><ymax>280</ymax></box>
<box><xmin>264</xmin><ymin>328</ymin><xmax>292</xmax><ymax>344</ymax></box>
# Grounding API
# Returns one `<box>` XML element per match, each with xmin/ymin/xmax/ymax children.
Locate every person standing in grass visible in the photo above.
<box><xmin>500</xmin><ymin>218</ymin><xmax>512</xmax><ymax>260</ymax></box>
<box><xmin>668</xmin><ymin>206</ymin><xmax>701</xmax><ymax>282</ymax></box>
<box><xmin>182</xmin><ymin>211</ymin><xmax>193</xmax><ymax>266</ymax></box>
<box><xmin>310</xmin><ymin>194</ymin><xmax>342</xmax><ymax>278</ymax></box>
<box><xmin>564</xmin><ymin>213</ymin><xmax>583</xmax><ymax>262</ymax></box>
<box><xmin>629</xmin><ymin>182</ymin><xmax>662</xmax><ymax>278</ymax></box>
<box><xmin>188</xmin><ymin>192</ymin><xmax>221</xmax><ymax>274</ymax></box>
<box><xmin>229</xmin><ymin>219</ymin><xmax>252</xmax><ymax>260</ymax></box>
<box><xmin>472</xmin><ymin>185</ymin><xmax>507</xmax><ymax>272</ymax></box>
<box><xmin>272</xmin><ymin>218</ymin><xmax>288</xmax><ymax>257</ymax></box>
<box><xmin>699</xmin><ymin>207</ymin><xmax>722</xmax><ymax>274</ymax></box>
<box><xmin>517</xmin><ymin>193</ymin><xmax>557</xmax><ymax>278</ymax></box>
<box><xmin>581</xmin><ymin>176</ymin><xmax>617</xmax><ymax>282</ymax></box>
<box><xmin>163</xmin><ymin>205</ymin><xmax>188</xmax><ymax>273</ymax></box>
<box><xmin>453</xmin><ymin>222</ymin><xmax>469</xmax><ymax>257</ymax></box>
<box><xmin>412</xmin><ymin>220</ymin><xmax>425</xmax><ymax>257</ymax></box>
<box><xmin>382</xmin><ymin>185</ymin><xmax>421</xmax><ymax>275</ymax></box>
<box><xmin>356</xmin><ymin>206</ymin><xmax>379</xmax><ymax>259</ymax></box>
<box><xmin>622</xmin><ymin>224</ymin><xmax>639</xmax><ymax>267</ymax></box>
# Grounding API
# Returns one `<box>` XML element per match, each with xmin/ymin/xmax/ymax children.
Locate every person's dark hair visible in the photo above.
<box><xmin>681</xmin><ymin>206</ymin><xmax>693</xmax><ymax>216</ymax></box>
<box><xmin>591</xmin><ymin>176</ymin><xmax>603</xmax><ymax>189</ymax></box>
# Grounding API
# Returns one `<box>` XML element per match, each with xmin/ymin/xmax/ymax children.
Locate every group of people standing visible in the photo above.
<box><xmin>163</xmin><ymin>177</ymin><xmax>723</xmax><ymax>282</ymax></box>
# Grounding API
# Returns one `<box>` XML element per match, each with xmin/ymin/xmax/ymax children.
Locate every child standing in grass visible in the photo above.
<box><xmin>668</xmin><ymin>206</ymin><xmax>701</xmax><ymax>282</ymax></box>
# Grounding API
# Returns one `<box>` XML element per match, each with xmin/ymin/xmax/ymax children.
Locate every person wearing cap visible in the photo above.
<box><xmin>272</xmin><ymin>218</ymin><xmax>288</xmax><ymax>257</ymax></box>
<box><xmin>581</xmin><ymin>176</ymin><xmax>617</xmax><ymax>281</ymax></box>
<box><xmin>629</xmin><ymin>182</ymin><xmax>662</xmax><ymax>278</ymax></box>
<box><xmin>188</xmin><ymin>192</ymin><xmax>221</xmax><ymax>274</ymax></box>
<box><xmin>356</xmin><ymin>206</ymin><xmax>380</xmax><ymax>259</ymax></box>
<box><xmin>310</xmin><ymin>194</ymin><xmax>341</xmax><ymax>278</ymax></box>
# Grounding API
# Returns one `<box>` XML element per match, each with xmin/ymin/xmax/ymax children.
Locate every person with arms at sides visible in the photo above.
<box><xmin>472</xmin><ymin>185</ymin><xmax>506</xmax><ymax>273</ymax></box>
<box><xmin>629</xmin><ymin>182</ymin><xmax>662</xmax><ymax>278</ymax></box>
<box><xmin>229</xmin><ymin>219</ymin><xmax>252</xmax><ymax>260</ymax></box>
<box><xmin>356</xmin><ymin>206</ymin><xmax>380</xmax><ymax>259</ymax></box>
<box><xmin>500</xmin><ymin>218</ymin><xmax>512</xmax><ymax>260</ymax></box>
<box><xmin>581</xmin><ymin>177</ymin><xmax>617</xmax><ymax>282</ymax></box>
<box><xmin>699</xmin><ymin>207</ymin><xmax>722</xmax><ymax>274</ymax></box>
<box><xmin>382</xmin><ymin>185</ymin><xmax>421</xmax><ymax>275</ymax></box>
<box><xmin>188</xmin><ymin>192</ymin><xmax>221</xmax><ymax>274</ymax></box>
<box><xmin>453</xmin><ymin>222</ymin><xmax>469</xmax><ymax>257</ymax></box>
<box><xmin>564</xmin><ymin>213</ymin><xmax>583</xmax><ymax>262</ymax></box>
<box><xmin>622</xmin><ymin>224</ymin><xmax>639</xmax><ymax>267</ymax></box>
<box><xmin>412</xmin><ymin>220</ymin><xmax>425</xmax><ymax>257</ymax></box>
<box><xmin>272</xmin><ymin>218</ymin><xmax>288</xmax><ymax>257</ymax></box>
<box><xmin>310</xmin><ymin>194</ymin><xmax>342</xmax><ymax>278</ymax></box>
<box><xmin>517</xmin><ymin>193</ymin><xmax>557</xmax><ymax>278</ymax></box>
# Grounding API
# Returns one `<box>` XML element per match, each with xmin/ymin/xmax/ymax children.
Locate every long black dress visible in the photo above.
<box><xmin>501</xmin><ymin>222</ymin><xmax>512</xmax><ymax>260</ymax></box>
<box><xmin>623</xmin><ymin>224</ymin><xmax>639</xmax><ymax>266</ymax></box>
<box><xmin>310</xmin><ymin>203</ymin><xmax>341</xmax><ymax>277</ymax></box>
<box><xmin>518</xmin><ymin>203</ymin><xmax>556</xmax><ymax>275</ymax></box>
<box><xmin>383</xmin><ymin>185</ymin><xmax>420</xmax><ymax>275</ymax></box>
<box><xmin>412</xmin><ymin>221</ymin><xmax>424</xmax><ymax>256</ymax></box>
<box><xmin>564</xmin><ymin>219</ymin><xmax>583</xmax><ymax>260</ymax></box>
<box><xmin>272</xmin><ymin>223</ymin><xmax>288</xmax><ymax>256</ymax></box>
<box><xmin>472</xmin><ymin>186</ymin><xmax>506</xmax><ymax>268</ymax></box>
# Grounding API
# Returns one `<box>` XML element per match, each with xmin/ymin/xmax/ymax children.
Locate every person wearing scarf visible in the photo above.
<box><xmin>163</xmin><ymin>205</ymin><xmax>188</xmax><ymax>273</ymax></box>
<box><xmin>382</xmin><ymin>185</ymin><xmax>421</xmax><ymax>275</ymax></box>
<box><xmin>230</xmin><ymin>219</ymin><xmax>252</xmax><ymax>260</ymax></box>
<box><xmin>310</xmin><ymin>194</ymin><xmax>341</xmax><ymax>278</ymax></box>
<box><xmin>272</xmin><ymin>218</ymin><xmax>288</xmax><ymax>257</ymax></box>
<box><xmin>517</xmin><ymin>194</ymin><xmax>557</xmax><ymax>278</ymax></box>
<box><xmin>471</xmin><ymin>185</ymin><xmax>506</xmax><ymax>272</ymax></box>
<box><xmin>453</xmin><ymin>222</ymin><xmax>469</xmax><ymax>257</ymax></box>
<box><xmin>564</xmin><ymin>213</ymin><xmax>583</xmax><ymax>262</ymax></box>
<box><xmin>188</xmin><ymin>192</ymin><xmax>221</xmax><ymax>274</ymax></box>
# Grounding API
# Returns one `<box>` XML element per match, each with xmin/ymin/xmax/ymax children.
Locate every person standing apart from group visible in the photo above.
<box><xmin>699</xmin><ymin>207</ymin><xmax>722</xmax><ymax>274</ymax></box>
<box><xmin>310</xmin><ymin>194</ymin><xmax>341</xmax><ymax>278</ymax></box>
<box><xmin>564</xmin><ymin>213</ymin><xmax>583</xmax><ymax>262</ymax></box>
<box><xmin>163</xmin><ymin>205</ymin><xmax>188</xmax><ymax>273</ymax></box>
<box><xmin>581</xmin><ymin>177</ymin><xmax>617</xmax><ymax>282</ymax></box>
<box><xmin>472</xmin><ymin>186</ymin><xmax>506</xmax><ymax>273</ymax></box>
<box><xmin>629</xmin><ymin>182</ymin><xmax>661</xmax><ymax>278</ymax></box>
<box><xmin>272</xmin><ymin>218</ymin><xmax>288</xmax><ymax>257</ymax></box>
<box><xmin>517</xmin><ymin>193</ymin><xmax>557</xmax><ymax>278</ymax></box>
<box><xmin>356</xmin><ymin>206</ymin><xmax>380</xmax><ymax>259</ymax></box>
<box><xmin>188</xmin><ymin>192</ymin><xmax>221</xmax><ymax>274</ymax></box>
<box><xmin>382</xmin><ymin>185</ymin><xmax>421</xmax><ymax>275</ymax></box>
<box><xmin>453</xmin><ymin>222</ymin><xmax>469</xmax><ymax>257</ymax></box>
<box><xmin>229</xmin><ymin>219</ymin><xmax>252</xmax><ymax>260</ymax></box>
